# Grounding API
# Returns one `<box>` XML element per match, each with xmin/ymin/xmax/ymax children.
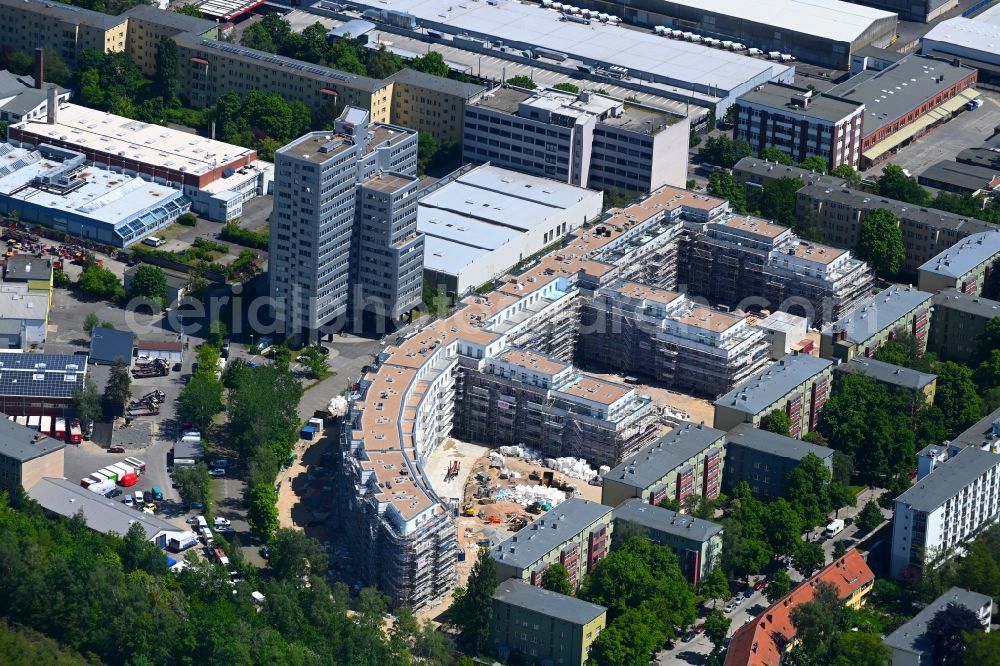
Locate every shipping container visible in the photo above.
<box><xmin>91</xmin><ymin>472</ymin><xmax>108</xmax><ymax>483</ymax></box>
<box><xmin>300</xmin><ymin>425</ymin><xmax>316</xmax><ymax>440</ymax></box>
<box><xmin>80</xmin><ymin>477</ymin><xmax>96</xmax><ymax>488</ymax></box>
<box><xmin>15</xmin><ymin>416</ymin><xmax>27</xmax><ymax>426</ymax></box>
<box><xmin>124</xmin><ymin>457</ymin><xmax>146</xmax><ymax>474</ymax></box>
<box><xmin>99</xmin><ymin>467</ymin><xmax>119</xmax><ymax>482</ymax></box>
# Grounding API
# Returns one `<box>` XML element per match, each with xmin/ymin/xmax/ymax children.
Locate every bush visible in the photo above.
<box><xmin>177</xmin><ymin>212</ymin><xmax>197</xmax><ymax>226</ymax></box>
<box><xmin>53</xmin><ymin>270</ymin><xmax>70</xmax><ymax>288</ymax></box>
<box><xmin>220</xmin><ymin>220</ymin><xmax>268</xmax><ymax>249</ymax></box>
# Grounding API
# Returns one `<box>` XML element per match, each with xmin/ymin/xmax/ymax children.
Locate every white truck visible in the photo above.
<box><xmin>823</xmin><ymin>519</ymin><xmax>845</xmax><ymax>538</ymax></box>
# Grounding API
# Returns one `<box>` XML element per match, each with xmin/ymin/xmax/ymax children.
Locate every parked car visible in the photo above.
<box><xmin>214</xmin><ymin>517</ymin><xmax>231</xmax><ymax>527</ymax></box>
<box><xmin>108</xmin><ymin>446</ymin><xmax>126</xmax><ymax>454</ymax></box>
<box><xmin>209</xmin><ymin>468</ymin><xmax>226</xmax><ymax>477</ymax></box>
<box><xmin>754</xmin><ymin>577</ymin><xmax>768</xmax><ymax>591</ymax></box>
<box><xmin>724</xmin><ymin>601</ymin><xmax>737</xmax><ymax>613</ymax></box>
<box><xmin>210</xmin><ymin>459</ymin><xmax>229</xmax><ymax>468</ymax></box>
<box><xmin>217</xmin><ymin>525</ymin><xmax>235</xmax><ymax>533</ymax></box>
<box><xmin>681</xmin><ymin>632</ymin><xmax>696</xmax><ymax>643</ymax></box>
<box><xmin>260</xmin><ymin>546</ymin><xmax>271</xmax><ymax>559</ymax></box>
<box><xmin>694</xmin><ymin>624</ymin><xmax>705</xmax><ymax>634</ymax></box>
<box><xmin>123</xmin><ymin>495</ymin><xmax>134</xmax><ymax>507</ymax></box>
<box><xmin>189</xmin><ymin>500</ymin><xmax>204</xmax><ymax>510</ymax></box>
<box><xmin>151</xmin><ymin>486</ymin><xmax>163</xmax><ymax>501</ymax></box>
<box><xmin>105</xmin><ymin>489</ymin><xmax>122</xmax><ymax>499</ymax></box>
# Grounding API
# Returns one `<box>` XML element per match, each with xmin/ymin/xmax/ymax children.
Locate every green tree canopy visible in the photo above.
<box><xmin>699</xmin><ymin>135</ymin><xmax>752</xmax><ymax>168</ymax></box>
<box><xmin>832</xmin><ymin>163</ymin><xmax>861</xmax><ymax>187</ymax></box>
<box><xmin>760</xmin><ymin>408</ymin><xmax>791</xmax><ymax>436</ymax></box>
<box><xmin>451</xmin><ymin>548</ymin><xmax>497</xmax><ymax>654</ymax></box>
<box><xmin>71</xmin><ymin>377</ymin><xmax>102</xmax><ymax>428</ymax></box>
<box><xmin>172</xmin><ymin>462</ymin><xmax>210</xmax><ymax>505</ymax></box>
<box><xmin>247</xmin><ymin>483</ymin><xmax>279</xmax><ymax>541</ymax></box>
<box><xmin>783</xmin><ymin>453</ymin><xmax>834</xmax><ymax>528</ymax></box>
<box><xmin>127</xmin><ymin>264</ymin><xmax>168</xmax><ymax>306</ymax></box>
<box><xmin>789</xmin><ymin>580</ymin><xmax>843</xmax><ymax>664</ymax></box>
<box><xmin>77</xmin><ymin>265</ymin><xmax>123</xmax><ymax>300</ymax></box>
<box><xmin>934</xmin><ymin>361</ymin><xmax>983</xmax><ymax>435</ymax></box>
<box><xmin>703</xmin><ymin>607</ymin><xmax>731</xmax><ymax>654</ymax></box>
<box><xmin>553</xmin><ymin>82</ymin><xmax>579</xmax><ymax>93</ymax></box>
<box><xmin>178</xmin><ymin>373</ymin><xmax>224</xmax><ymax>429</ymax></box>
<box><xmin>506</xmin><ymin>75</ymin><xmax>536</xmax><ymax>89</ymax></box>
<box><xmin>874</xmin><ymin>164</ymin><xmax>931</xmax><ymax>205</ymax></box>
<box><xmin>764</xmin><ymin>569</ymin><xmax>793</xmax><ymax>603</ymax></box>
<box><xmin>748</xmin><ymin>176</ymin><xmax>802</xmax><ymax>228</ymax></box>
<box><xmin>103</xmin><ymin>358</ymin><xmax>131</xmax><ymax>408</ymax></box>
<box><xmin>707</xmin><ymin>170</ymin><xmax>747</xmax><ymax>213</ymax></box>
<box><xmin>798</xmin><ymin>155</ymin><xmax>828</xmax><ymax>174</ymax></box>
<box><xmin>760</xmin><ymin>147</ymin><xmax>793</xmax><ymax>165</ymax></box>
<box><xmin>856</xmin><ymin>500</ymin><xmax>884</xmax><ymax>534</ymax></box>
<box><xmin>541</xmin><ymin>563</ymin><xmax>573</xmax><ymax>596</ymax></box>
<box><xmin>857</xmin><ymin>208</ymin><xmax>905</xmax><ymax>278</ymax></box>
<box><xmin>153</xmin><ymin>36</ymin><xmax>180</xmax><ymax>102</ymax></box>
<box><xmin>268</xmin><ymin>528</ymin><xmax>328</xmax><ymax>583</ymax></box>
<box><xmin>927</xmin><ymin>603</ymin><xmax>982</xmax><ymax>666</ymax></box>
<box><xmin>792</xmin><ymin>541</ymin><xmax>826</xmax><ymax>577</ymax></box>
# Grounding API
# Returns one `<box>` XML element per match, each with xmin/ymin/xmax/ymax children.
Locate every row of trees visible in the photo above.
<box><xmin>874</xmin><ymin>163</ymin><xmax>1000</xmax><ymax>225</ymax></box>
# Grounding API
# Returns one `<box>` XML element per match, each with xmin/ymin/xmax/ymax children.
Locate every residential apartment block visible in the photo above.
<box><xmin>613</xmin><ymin>499</ymin><xmax>723</xmax><ymax>585</ymax></box>
<box><xmin>123</xmin><ymin>5</ymin><xmax>217</xmax><ymax>76</ymax></box>
<box><xmin>491</xmin><ymin>579</ymin><xmax>607</xmax><ymax>666</ymax></box>
<box><xmin>713</xmin><ymin>353</ymin><xmax>835</xmax><ymax>438</ymax></box>
<box><xmin>601</xmin><ymin>422</ymin><xmax>727</xmax><ymax>508</ymax></box>
<box><xmin>0</xmin><ymin>416</ymin><xmax>64</xmax><ymax>494</ymax></box>
<box><xmin>918</xmin><ymin>229</ymin><xmax>1000</xmax><ymax>298</ymax></box>
<box><xmin>387</xmin><ymin>68</ymin><xmax>484</xmax><ymax>146</ymax></box>
<box><xmin>732</xmin><ymin>157</ymin><xmax>847</xmax><ymax>194</ymax></box>
<box><xmin>725</xmin><ymin>551</ymin><xmax>875</xmax><ymax>666</ymax></box>
<box><xmin>890</xmin><ymin>446</ymin><xmax>1000</xmax><ymax>580</ymax></box>
<box><xmin>820</xmin><ymin>286</ymin><xmax>933</xmax><ymax>361</ymax></box>
<box><xmin>685</xmin><ymin>213</ymin><xmax>873</xmax><ymax>324</ymax></box>
<box><xmin>884</xmin><ymin>587</ymin><xmax>992</xmax><ymax>666</ymax></box>
<box><xmin>0</xmin><ymin>0</ymin><xmax>128</xmax><ymax>67</ymax></box>
<box><xmin>270</xmin><ymin>108</ymin><xmax>423</xmax><ymax>337</ymax></box>
<box><xmin>463</xmin><ymin>86</ymin><xmax>689</xmax><ymax>193</ymax></box>
<box><xmin>929</xmin><ymin>289</ymin><xmax>1000</xmax><ymax>364</ymax></box>
<box><xmin>837</xmin><ymin>358</ymin><xmax>937</xmax><ymax>405</ymax></box>
<box><xmin>491</xmin><ymin>499</ymin><xmax>614</xmax><ymax>588</ymax></box>
<box><xmin>723</xmin><ymin>425</ymin><xmax>835</xmax><ymax>501</ymax></box>
<box><xmin>578</xmin><ymin>281</ymin><xmax>771</xmax><ymax>396</ymax></box>
<box><xmin>733</xmin><ymin>83</ymin><xmax>865</xmax><ymax>168</ymax></box>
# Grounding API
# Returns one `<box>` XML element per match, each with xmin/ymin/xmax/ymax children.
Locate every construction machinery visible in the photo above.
<box><xmin>131</xmin><ymin>358</ymin><xmax>169</xmax><ymax>378</ymax></box>
<box><xmin>127</xmin><ymin>389</ymin><xmax>165</xmax><ymax>417</ymax></box>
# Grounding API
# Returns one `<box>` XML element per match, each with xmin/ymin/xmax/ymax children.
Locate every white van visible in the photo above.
<box><xmin>196</xmin><ymin>515</ymin><xmax>208</xmax><ymax>530</ymax></box>
<box><xmin>134</xmin><ymin>493</ymin><xmax>145</xmax><ymax>509</ymax></box>
<box><xmin>142</xmin><ymin>236</ymin><xmax>166</xmax><ymax>248</ymax></box>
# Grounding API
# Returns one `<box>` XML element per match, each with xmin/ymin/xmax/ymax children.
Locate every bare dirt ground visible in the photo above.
<box><xmin>276</xmin><ymin>434</ymin><xmax>327</xmax><ymax>530</ymax></box>
<box><xmin>422</xmin><ymin>438</ymin><xmax>490</xmax><ymax>504</ymax></box>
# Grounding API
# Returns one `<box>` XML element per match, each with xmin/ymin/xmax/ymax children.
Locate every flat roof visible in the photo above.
<box><xmin>611</xmin><ymin>281</ymin><xmax>682</xmax><ymax>308</ymax></box>
<box><xmin>734</xmin><ymin>157</ymin><xmax>847</xmax><ymax>187</ymax></box>
<box><xmin>918</xmin><ymin>230</ymin><xmax>1000</xmax><ymax>278</ymax></box>
<box><xmin>455</xmin><ymin>164</ymin><xmax>603</xmax><ymax>211</ymax></box>
<box><xmin>345</xmin><ymin>0</ymin><xmax>789</xmax><ymax>94</ymax></box>
<box><xmin>720</xmin><ymin>214</ymin><xmax>790</xmax><ymax>240</ymax></box>
<box><xmin>89</xmin><ymin>327</ymin><xmax>134</xmax><ymax>364</ymax></box>
<box><xmin>828</xmin><ymin>55</ymin><xmax>978</xmax><ymax>137</ymax></box>
<box><xmin>419</xmin><ymin>210</ymin><xmax>519</xmax><ymax>251</ymax></box>
<box><xmin>737</xmin><ymin>82</ymin><xmax>862</xmax><ymax>123</ymax></box>
<box><xmin>606</xmin><ymin>421</ymin><xmax>726</xmax><ymax>490</ymax></box>
<box><xmin>0</xmin><ymin>352</ymin><xmax>86</xmax><ymax>398</ymax></box>
<box><xmin>14</xmin><ymin>103</ymin><xmax>253</xmax><ymax>176</ymax></box>
<box><xmin>614</xmin><ymin>498</ymin><xmax>723</xmax><ymax>542</ymax></box>
<box><xmin>950</xmin><ymin>407</ymin><xmax>1000</xmax><ymax>451</ymax></box>
<box><xmin>933</xmin><ymin>288</ymin><xmax>1000</xmax><ymax>318</ymax></box>
<box><xmin>388</xmin><ymin>67</ymin><xmax>486</xmax><ymax>99</ymax></box>
<box><xmin>29</xmin><ymin>477</ymin><xmax>179</xmax><ymax>540</ymax></box>
<box><xmin>919</xmin><ymin>160</ymin><xmax>1000</xmax><ymax>192</ymax></box>
<box><xmin>4</xmin><ymin>255</ymin><xmax>52</xmax><ymax>281</ymax></box>
<box><xmin>923</xmin><ymin>17</ymin><xmax>1000</xmax><ymax>55</ymax></box>
<box><xmin>678</xmin><ymin>306</ymin><xmax>742</xmax><ymax>333</ymax></box>
<box><xmin>493</xmin><ymin>578</ymin><xmax>606</xmax><ymax>625</ymax></box>
<box><xmin>124</xmin><ymin>4</ymin><xmax>218</xmax><ymax>33</ymax></box>
<box><xmin>495</xmin><ymin>348</ymin><xmax>569</xmax><ymax>376</ymax></box>
<box><xmin>839</xmin><ymin>358</ymin><xmax>937</xmax><ymax>391</ymax></box>
<box><xmin>884</xmin><ymin>587</ymin><xmax>992</xmax><ymax>656</ymax></box>
<box><xmin>727</xmin><ymin>424</ymin><xmax>834</xmax><ymax>461</ymax></box>
<box><xmin>421</xmin><ymin>234</ymin><xmax>491</xmax><ymax>276</ymax></box>
<box><xmin>0</xmin><ymin>291</ymin><xmax>48</xmax><ymax>320</ymax></box>
<box><xmin>136</xmin><ymin>340</ymin><xmax>183</xmax><ymax>353</ymax></box>
<box><xmin>715</xmin><ymin>353</ymin><xmax>833</xmax><ymax>415</ymax></box>
<box><xmin>0</xmin><ymin>415</ymin><xmax>65</xmax><ymax>462</ymax></box>
<box><xmin>174</xmin><ymin>438</ymin><xmax>204</xmax><ymax>460</ymax></box>
<box><xmin>822</xmin><ymin>285</ymin><xmax>932</xmax><ymax>345</ymax></box>
<box><xmin>491</xmin><ymin>499</ymin><xmax>612</xmax><ymax>570</ymax></box>
<box><xmin>896</xmin><ymin>447</ymin><xmax>1000</xmax><ymax>512</ymax></box>
<box><xmin>555</xmin><ymin>374</ymin><xmax>631</xmax><ymax>406</ymax></box>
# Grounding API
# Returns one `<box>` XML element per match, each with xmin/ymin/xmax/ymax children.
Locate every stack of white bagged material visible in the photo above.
<box><xmin>544</xmin><ymin>456</ymin><xmax>598</xmax><ymax>481</ymax></box>
<box><xmin>508</xmin><ymin>484</ymin><xmax>566</xmax><ymax>507</ymax></box>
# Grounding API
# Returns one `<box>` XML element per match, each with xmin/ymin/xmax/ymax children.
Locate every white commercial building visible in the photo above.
<box><xmin>890</xmin><ymin>446</ymin><xmax>1000</xmax><ymax>580</ymax></box>
<box><xmin>922</xmin><ymin>14</ymin><xmax>1000</xmax><ymax>88</ymax></box>
<box><xmin>0</xmin><ymin>289</ymin><xmax>48</xmax><ymax>349</ymax></box>
<box><xmin>419</xmin><ymin>165</ymin><xmax>603</xmax><ymax>295</ymax></box>
<box><xmin>464</xmin><ymin>87</ymin><xmax>689</xmax><ymax>193</ymax></box>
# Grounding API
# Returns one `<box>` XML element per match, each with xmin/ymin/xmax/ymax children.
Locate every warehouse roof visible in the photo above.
<box><xmin>29</xmin><ymin>477</ymin><xmax>179</xmax><ymax>540</ymax></box>
<box><xmin>918</xmin><ymin>230</ymin><xmax>1000</xmax><ymax>279</ymax></box>
<box><xmin>614</xmin><ymin>498</ymin><xmax>723</xmax><ymax>542</ymax></box>
<box><xmin>0</xmin><ymin>416</ymin><xmax>64</xmax><ymax>462</ymax></box>
<box><xmin>884</xmin><ymin>587</ymin><xmax>992</xmax><ymax>657</ymax></box>
<box><xmin>89</xmin><ymin>327</ymin><xmax>134</xmax><ymax>365</ymax></box>
<box><xmin>932</xmin><ymin>288</ymin><xmax>1000</xmax><ymax>318</ymax></box>
<box><xmin>919</xmin><ymin>160</ymin><xmax>1000</xmax><ymax>193</ymax></box>
<box><xmin>491</xmin><ymin>499</ymin><xmax>612</xmax><ymax>570</ymax></box>
<box><xmin>822</xmin><ymin>286</ymin><xmax>932</xmax><ymax>345</ymax></box>
<box><xmin>737</xmin><ymin>82</ymin><xmax>862</xmax><ymax>123</ymax></box>
<box><xmin>727</xmin><ymin>424</ymin><xmax>834</xmax><ymax>461</ymax></box>
<box><xmin>606</xmin><ymin>421</ymin><xmax>726</xmax><ymax>490</ymax></box>
<box><xmin>839</xmin><ymin>358</ymin><xmax>937</xmax><ymax>391</ymax></box>
<box><xmin>0</xmin><ymin>291</ymin><xmax>48</xmax><ymax>320</ymax></box>
<box><xmin>923</xmin><ymin>17</ymin><xmax>1000</xmax><ymax>56</ymax></box>
<box><xmin>0</xmin><ymin>352</ymin><xmax>86</xmax><ymax>398</ymax></box>
<box><xmin>896</xmin><ymin>447</ymin><xmax>1000</xmax><ymax>512</ymax></box>
<box><xmin>715</xmin><ymin>353</ymin><xmax>833</xmax><ymax>415</ymax></box>
<box><xmin>4</xmin><ymin>255</ymin><xmax>53</xmax><ymax>281</ymax></box>
<box><xmin>493</xmin><ymin>579</ymin><xmax>606</xmax><ymax>625</ymax></box>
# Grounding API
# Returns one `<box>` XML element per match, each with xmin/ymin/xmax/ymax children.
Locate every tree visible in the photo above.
<box><xmin>977</xmin><ymin>318</ymin><xmax>1000</xmax><ymax>364</ymax></box>
<box><xmin>707</xmin><ymin>170</ymin><xmax>746</xmax><ymax>213</ymax></box>
<box><xmin>172</xmin><ymin>463</ymin><xmax>210</xmax><ymax>505</ymax></box>
<box><xmin>830</xmin><ymin>632</ymin><xmax>892</xmax><ymax>666</ymax></box>
<box><xmin>703</xmin><ymin>608</ymin><xmax>730</xmax><ymax>654</ymax></box>
<box><xmin>77</xmin><ymin>265</ymin><xmax>123</xmax><ymax>300</ymax></box>
<box><xmin>764</xmin><ymin>569</ymin><xmax>793</xmax><ymax>603</ymax></box>
<box><xmin>856</xmin><ymin>500</ymin><xmax>884</xmax><ymax>534</ymax></box>
<box><xmin>127</xmin><ymin>265</ymin><xmax>168</xmax><ymax>307</ymax></box>
<box><xmin>934</xmin><ymin>361</ymin><xmax>983</xmax><ymax>435</ymax></box>
<box><xmin>78</xmin><ymin>69</ymin><xmax>104</xmax><ymax>107</ymax></box>
<box><xmin>541</xmin><ymin>563</ymin><xmax>573</xmax><ymax>595</ymax></box>
<box><xmin>964</xmin><ymin>630</ymin><xmax>1000</xmax><ymax>666</ymax></box>
<box><xmin>451</xmin><ymin>548</ymin><xmax>497</xmax><ymax>654</ymax></box>
<box><xmin>103</xmin><ymin>358</ymin><xmax>131</xmax><ymax>408</ymax></box>
<box><xmin>874</xmin><ymin>164</ymin><xmax>931</xmax><ymax>205</ymax></box>
<box><xmin>417</xmin><ymin>131</ymin><xmax>439</xmax><ymax>176</ymax></box>
<box><xmin>268</xmin><ymin>528</ymin><xmax>328</xmax><ymax>583</ymax></box>
<box><xmin>698</xmin><ymin>566</ymin><xmax>731</xmax><ymax>604</ymax></box>
<box><xmin>789</xmin><ymin>581</ymin><xmax>843</xmax><ymax>665</ymax></box>
<box><xmin>792</xmin><ymin>541</ymin><xmax>826</xmax><ymax>577</ymax></box>
<box><xmin>174</xmin><ymin>4</ymin><xmax>203</xmax><ymax>16</ymax></box>
<box><xmin>553</xmin><ymin>82</ymin><xmax>579</xmax><ymax>93</ymax></box>
<box><xmin>588</xmin><ymin>607</ymin><xmax>663</xmax><ymax>666</ymax></box>
<box><xmin>153</xmin><ymin>36</ymin><xmax>180</xmax><ymax>102</ymax></box>
<box><xmin>178</xmin><ymin>374</ymin><xmax>224</xmax><ymax>429</ymax></box>
<box><xmin>927</xmin><ymin>603</ymin><xmax>982</xmax><ymax>666</ymax></box>
<box><xmin>300</xmin><ymin>347</ymin><xmax>330</xmax><ymax>378</ymax></box>
<box><xmin>247</xmin><ymin>483</ymin><xmax>279</xmax><ymax>541</ymax></box>
<box><xmin>365</xmin><ymin>45</ymin><xmax>404</xmax><ymax>78</ymax></box>
<box><xmin>748</xmin><ymin>176</ymin><xmax>802</xmax><ymax>228</ymax></box>
<box><xmin>857</xmin><ymin>208</ymin><xmax>905</xmax><ymax>278</ymax></box>
<box><xmin>798</xmin><ymin>155</ymin><xmax>828</xmax><ymax>174</ymax></box>
<box><xmin>760</xmin><ymin>408</ymin><xmax>791</xmax><ymax>436</ymax></box>
<box><xmin>832</xmin><ymin>163</ymin><xmax>862</xmax><ymax>187</ymax></box>
<box><xmin>974</xmin><ymin>350</ymin><xmax>1000</xmax><ymax>392</ymax></box>
<box><xmin>699</xmin><ymin>135</ymin><xmax>751</xmax><ymax>168</ymax></box>
<box><xmin>83</xmin><ymin>313</ymin><xmax>100</xmax><ymax>337</ymax></box>
<box><xmin>783</xmin><ymin>453</ymin><xmax>835</xmax><ymax>529</ymax></box>
<box><xmin>506</xmin><ymin>74</ymin><xmax>536</xmax><ymax>89</ymax></box>
<box><xmin>241</xmin><ymin>21</ymin><xmax>276</xmax><ymax>52</ymax></box>
<box><xmin>832</xmin><ymin>540</ymin><xmax>847</xmax><ymax>559</ymax></box>
<box><xmin>761</xmin><ymin>147</ymin><xmax>793</xmax><ymax>165</ymax></box>
<box><xmin>121</xmin><ymin>522</ymin><xmax>167</xmax><ymax>575</ymax></box>
<box><xmin>410</xmin><ymin>51</ymin><xmax>449</xmax><ymax>77</ymax></box>
<box><xmin>71</xmin><ymin>378</ymin><xmax>102</xmax><ymax>429</ymax></box>
<box><xmin>762</xmin><ymin>498</ymin><xmax>803</xmax><ymax>559</ymax></box>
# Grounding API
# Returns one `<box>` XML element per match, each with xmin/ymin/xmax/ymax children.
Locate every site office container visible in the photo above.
<box><xmin>124</xmin><ymin>457</ymin><xmax>146</xmax><ymax>473</ymax></box>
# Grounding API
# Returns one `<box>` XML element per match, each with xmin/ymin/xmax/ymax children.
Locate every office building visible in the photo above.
<box><xmin>922</xmin><ymin>14</ymin><xmax>1000</xmax><ymax>87</ymax></box>
<box><xmin>685</xmin><ymin>213</ymin><xmax>874</xmax><ymax>324</ymax></box>
<box><xmin>733</xmin><ymin>83</ymin><xmax>865</xmax><ymax>168</ymax></box>
<box><xmin>491</xmin><ymin>499</ymin><xmax>613</xmax><ymax>588</ymax></box>
<box><xmin>726</xmin><ymin>550</ymin><xmax>875</xmax><ymax>666</ymax></box>
<box><xmin>714</xmin><ymin>353</ymin><xmax>834</xmax><ymax>438</ymax></box>
<box><xmin>722</xmin><ymin>424</ymin><xmax>834</xmax><ymax>501</ymax></box>
<box><xmin>464</xmin><ymin>86</ymin><xmax>689</xmax><ymax>193</ymax></box>
<box><xmin>890</xmin><ymin>446</ymin><xmax>1000</xmax><ymax>580</ymax></box>
<box><xmin>0</xmin><ymin>66</ymin><xmax>70</xmax><ymax>124</ymax></box>
<box><xmin>796</xmin><ymin>183</ymin><xmax>995</xmax><ymax>270</ymax></box>
<box><xmin>578</xmin><ymin>281</ymin><xmax>771</xmax><ymax>396</ymax></box>
<box><xmin>0</xmin><ymin>352</ymin><xmax>87</xmax><ymax>417</ymax></box>
<box><xmin>270</xmin><ymin>108</ymin><xmax>423</xmax><ymax>337</ymax></box>
<box><xmin>0</xmin><ymin>142</ymin><xmax>189</xmax><ymax>247</ymax></box>
<box><xmin>918</xmin><ymin>230</ymin><xmax>1000</xmax><ymax>298</ymax></box>
<box><xmin>928</xmin><ymin>289</ymin><xmax>1000</xmax><ymax>364</ymax></box>
<box><xmin>837</xmin><ymin>358</ymin><xmax>937</xmax><ymax>405</ymax></box>
<box><xmin>884</xmin><ymin>587</ymin><xmax>992</xmax><ymax>666</ymax></box>
<box><xmin>613</xmin><ymin>499</ymin><xmax>723</xmax><ymax>584</ymax></box>
<box><xmin>820</xmin><ymin>286</ymin><xmax>933</xmax><ymax>361</ymax></box>
<box><xmin>601</xmin><ymin>421</ymin><xmax>727</xmax><ymax>508</ymax></box>
<box><xmin>855</xmin><ymin>0</ymin><xmax>957</xmax><ymax>22</ymax></box>
<box><xmin>0</xmin><ymin>416</ymin><xmax>64</xmax><ymax>493</ymax></box>
<box><xmin>491</xmin><ymin>579</ymin><xmax>607</xmax><ymax>666</ymax></box>
<box><xmin>419</xmin><ymin>165</ymin><xmax>603</xmax><ymax>296</ymax></box>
